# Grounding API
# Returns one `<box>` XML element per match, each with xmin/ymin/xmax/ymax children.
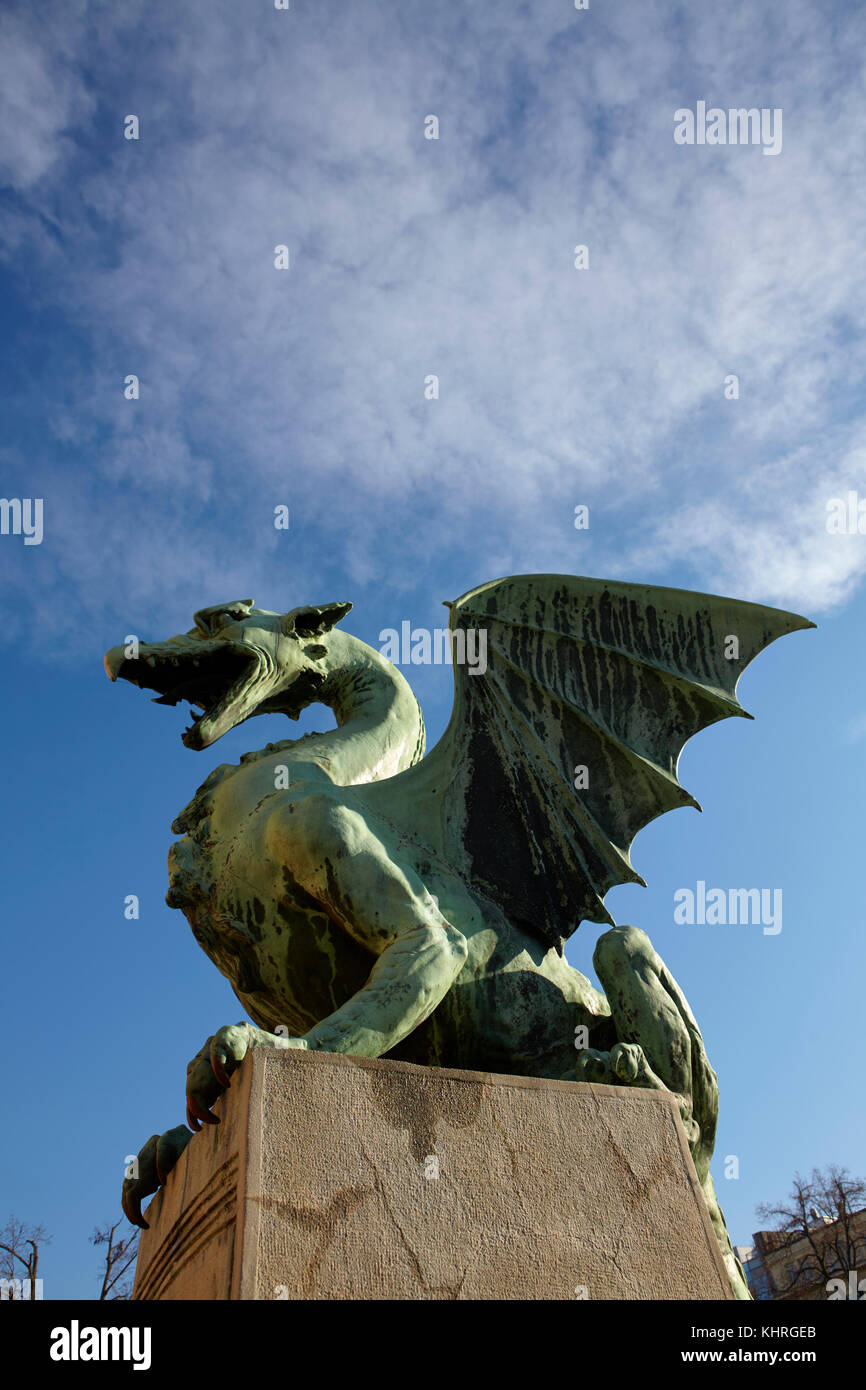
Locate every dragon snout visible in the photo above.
<box><xmin>104</xmin><ymin>645</ymin><xmax>127</xmax><ymax>682</ymax></box>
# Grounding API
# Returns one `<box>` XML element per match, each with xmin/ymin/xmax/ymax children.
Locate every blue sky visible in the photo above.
<box><xmin>1</xmin><ymin>0</ymin><xmax>865</xmax><ymax>1298</ymax></box>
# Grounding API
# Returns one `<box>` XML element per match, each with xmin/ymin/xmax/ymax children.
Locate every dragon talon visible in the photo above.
<box><xmin>211</xmin><ymin>1051</ymin><xmax>232</xmax><ymax>1089</ymax></box>
<box><xmin>122</xmin><ymin>1189</ymin><xmax>148</xmax><ymax>1231</ymax></box>
<box><xmin>188</xmin><ymin>1094</ymin><xmax>219</xmax><ymax>1126</ymax></box>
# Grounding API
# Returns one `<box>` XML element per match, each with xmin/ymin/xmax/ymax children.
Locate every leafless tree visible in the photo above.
<box><xmin>0</xmin><ymin>1215</ymin><xmax>51</xmax><ymax>1300</ymax></box>
<box><xmin>755</xmin><ymin>1165</ymin><xmax>866</xmax><ymax>1296</ymax></box>
<box><xmin>92</xmin><ymin>1220</ymin><xmax>140</xmax><ymax>1300</ymax></box>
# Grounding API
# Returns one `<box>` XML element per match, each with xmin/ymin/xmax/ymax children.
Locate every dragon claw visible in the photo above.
<box><xmin>210</xmin><ymin>1050</ymin><xmax>232</xmax><ymax>1089</ymax></box>
<box><xmin>123</xmin><ymin>1189</ymin><xmax>147</xmax><ymax>1231</ymax></box>
<box><xmin>185</xmin><ymin>1034</ymin><xmax>224</xmax><ymax>1126</ymax></box>
<box><xmin>208</xmin><ymin>1023</ymin><xmax>252</xmax><ymax>1089</ymax></box>
<box><xmin>181</xmin><ymin>1024</ymin><xmax>278</xmax><ymax>1148</ymax></box>
<box><xmin>154</xmin><ymin>1126</ymin><xmax>192</xmax><ymax>1184</ymax></box>
<box><xmin>575</xmin><ymin>1047</ymin><xmax>615</xmax><ymax>1085</ymax></box>
<box><xmin>122</xmin><ymin>1128</ymin><xmax>191</xmax><ymax>1231</ymax></box>
<box><xmin>187</xmin><ymin>1093</ymin><xmax>219</xmax><ymax>1126</ymax></box>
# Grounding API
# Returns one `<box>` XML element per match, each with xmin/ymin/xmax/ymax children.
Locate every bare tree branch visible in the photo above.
<box><xmin>0</xmin><ymin>1216</ymin><xmax>51</xmax><ymax>1300</ymax></box>
<box><xmin>755</xmin><ymin>1166</ymin><xmax>866</xmax><ymax>1297</ymax></box>
<box><xmin>91</xmin><ymin>1220</ymin><xmax>140</xmax><ymax>1301</ymax></box>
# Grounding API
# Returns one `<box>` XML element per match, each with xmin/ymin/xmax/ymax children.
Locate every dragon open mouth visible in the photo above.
<box><xmin>108</xmin><ymin>645</ymin><xmax>259</xmax><ymax>748</ymax></box>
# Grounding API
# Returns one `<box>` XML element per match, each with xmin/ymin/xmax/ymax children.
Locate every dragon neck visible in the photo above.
<box><xmin>286</xmin><ymin>630</ymin><xmax>425</xmax><ymax>785</ymax></box>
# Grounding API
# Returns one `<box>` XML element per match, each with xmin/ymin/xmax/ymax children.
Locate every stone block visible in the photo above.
<box><xmin>132</xmin><ymin>1049</ymin><xmax>732</xmax><ymax>1300</ymax></box>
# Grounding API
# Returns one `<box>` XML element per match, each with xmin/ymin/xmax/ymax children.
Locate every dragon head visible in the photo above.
<box><xmin>104</xmin><ymin>599</ymin><xmax>352</xmax><ymax>749</ymax></box>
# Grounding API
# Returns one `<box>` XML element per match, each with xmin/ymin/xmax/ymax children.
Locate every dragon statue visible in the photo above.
<box><xmin>105</xmin><ymin>574</ymin><xmax>813</xmax><ymax>1298</ymax></box>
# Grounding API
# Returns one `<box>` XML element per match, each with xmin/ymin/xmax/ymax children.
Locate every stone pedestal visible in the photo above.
<box><xmin>132</xmin><ymin>1049</ymin><xmax>732</xmax><ymax>1300</ymax></box>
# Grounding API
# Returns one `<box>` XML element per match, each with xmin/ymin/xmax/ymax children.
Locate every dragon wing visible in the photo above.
<box><xmin>391</xmin><ymin>574</ymin><xmax>813</xmax><ymax>954</ymax></box>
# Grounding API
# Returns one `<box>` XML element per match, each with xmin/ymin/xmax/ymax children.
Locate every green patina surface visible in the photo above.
<box><xmin>107</xmin><ymin>574</ymin><xmax>814</xmax><ymax>1299</ymax></box>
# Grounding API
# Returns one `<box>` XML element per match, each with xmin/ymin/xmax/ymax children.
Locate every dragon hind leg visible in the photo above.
<box><xmin>578</xmin><ymin>924</ymin><xmax>750</xmax><ymax>1300</ymax></box>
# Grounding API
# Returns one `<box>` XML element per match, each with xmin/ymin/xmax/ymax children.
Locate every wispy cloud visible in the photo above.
<box><xmin>2</xmin><ymin>0</ymin><xmax>865</xmax><ymax>654</ymax></box>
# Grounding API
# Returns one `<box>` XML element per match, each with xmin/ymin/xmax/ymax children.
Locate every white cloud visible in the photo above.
<box><xmin>0</xmin><ymin>5</ymin><xmax>95</xmax><ymax>189</ymax></box>
<box><xmin>2</xmin><ymin>0</ymin><xmax>866</xmax><ymax>650</ymax></box>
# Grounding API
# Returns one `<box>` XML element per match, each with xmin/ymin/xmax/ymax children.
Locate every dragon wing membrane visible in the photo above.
<box><xmin>414</xmin><ymin>574</ymin><xmax>814</xmax><ymax>953</ymax></box>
